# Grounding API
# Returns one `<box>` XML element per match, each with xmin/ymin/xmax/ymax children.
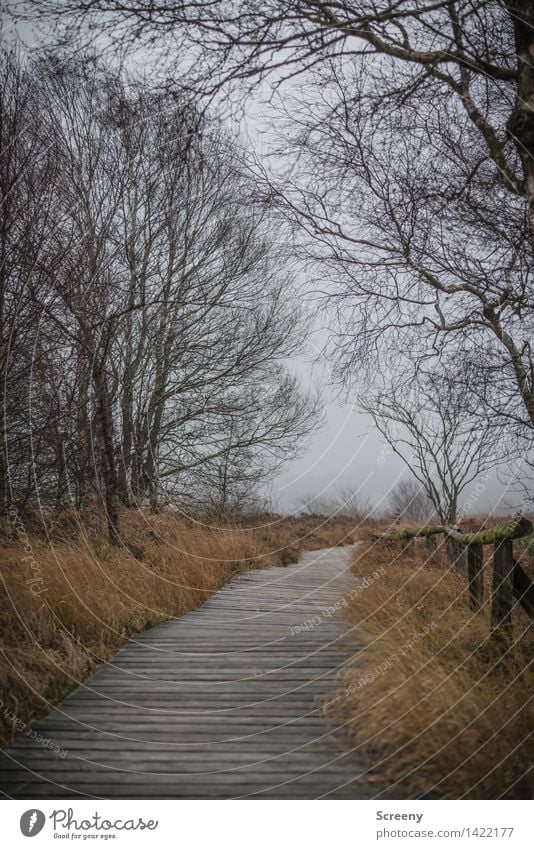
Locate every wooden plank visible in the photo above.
<box><xmin>0</xmin><ymin>546</ymin><xmax>375</xmax><ymax>799</ymax></box>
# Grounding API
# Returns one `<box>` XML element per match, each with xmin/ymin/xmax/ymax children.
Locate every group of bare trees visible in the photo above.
<box><xmin>5</xmin><ymin>1</ymin><xmax>534</xmax><ymax>522</ymax></box>
<box><xmin>361</xmin><ymin>377</ymin><xmax>499</xmax><ymax>524</ymax></box>
<box><xmin>0</xmin><ymin>51</ymin><xmax>318</xmax><ymax>541</ymax></box>
<box><xmin>386</xmin><ymin>479</ymin><xmax>433</xmax><ymax>524</ymax></box>
<box><xmin>297</xmin><ymin>487</ymin><xmax>371</xmax><ymax>521</ymax></box>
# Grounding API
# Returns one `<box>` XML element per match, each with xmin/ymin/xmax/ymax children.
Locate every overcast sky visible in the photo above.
<box><xmin>268</xmin><ymin>339</ymin><xmax>518</xmax><ymax>516</ymax></box>
<box><xmin>5</xmin><ymin>12</ymin><xmax>526</xmax><ymax>517</ymax></box>
<box><xmin>237</xmin><ymin>86</ymin><xmax>516</xmax><ymax>515</ymax></box>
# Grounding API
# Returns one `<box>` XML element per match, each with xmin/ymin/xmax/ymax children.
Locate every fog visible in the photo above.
<box><xmin>269</xmin><ymin>352</ymin><xmax>515</xmax><ymax>516</ymax></box>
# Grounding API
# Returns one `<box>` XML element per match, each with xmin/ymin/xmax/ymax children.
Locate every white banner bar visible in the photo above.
<box><xmin>2</xmin><ymin>799</ymin><xmax>531</xmax><ymax>848</ymax></box>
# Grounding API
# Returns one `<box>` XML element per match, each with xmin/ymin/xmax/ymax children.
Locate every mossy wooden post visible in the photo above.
<box><xmin>491</xmin><ymin>539</ymin><xmax>514</xmax><ymax>639</ymax></box>
<box><xmin>446</xmin><ymin>528</ymin><xmax>466</xmax><ymax>575</ymax></box>
<box><xmin>402</xmin><ymin>537</ymin><xmax>415</xmax><ymax>556</ymax></box>
<box><xmin>426</xmin><ymin>533</ymin><xmax>438</xmax><ymax>565</ymax></box>
<box><xmin>466</xmin><ymin>542</ymin><xmax>484</xmax><ymax>611</ymax></box>
<box><xmin>512</xmin><ymin>560</ymin><xmax>534</xmax><ymax>618</ymax></box>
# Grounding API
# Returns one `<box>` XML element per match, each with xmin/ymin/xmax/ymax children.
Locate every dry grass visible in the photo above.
<box><xmin>0</xmin><ymin>506</ymin><xmax>356</xmax><ymax>745</ymax></box>
<box><xmin>334</xmin><ymin>528</ymin><xmax>533</xmax><ymax>799</ymax></box>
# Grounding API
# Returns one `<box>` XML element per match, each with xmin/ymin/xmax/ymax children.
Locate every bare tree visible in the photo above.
<box><xmin>15</xmin><ymin>2</ymin><xmax>533</xmax><ymax>228</ymax></box>
<box><xmin>0</xmin><ymin>53</ymin><xmax>319</xmax><ymax>541</ymax></box>
<box><xmin>297</xmin><ymin>486</ymin><xmax>370</xmax><ymax>520</ymax></box>
<box><xmin>387</xmin><ymin>479</ymin><xmax>434</xmax><ymax>523</ymax></box>
<box><xmin>360</xmin><ymin>376</ymin><xmax>498</xmax><ymax>525</ymax></box>
<box><xmin>17</xmin><ymin>1</ymin><xmax>534</xmax><ymax>445</ymax></box>
<box><xmin>0</xmin><ymin>48</ymin><xmax>63</xmax><ymax>527</ymax></box>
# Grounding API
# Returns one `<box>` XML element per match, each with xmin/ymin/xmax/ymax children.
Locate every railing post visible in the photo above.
<box><xmin>466</xmin><ymin>542</ymin><xmax>484</xmax><ymax>611</ymax></box>
<box><xmin>491</xmin><ymin>539</ymin><xmax>514</xmax><ymax>639</ymax></box>
<box><xmin>512</xmin><ymin>560</ymin><xmax>534</xmax><ymax>618</ymax></box>
<box><xmin>426</xmin><ymin>534</ymin><xmax>438</xmax><ymax>565</ymax></box>
<box><xmin>446</xmin><ymin>528</ymin><xmax>466</xmax><ymax>575</ymax></box>
<box><xmin>402</xmin><ymin>537</ymin><xmax>415</xmax><ymax>555</ymax></box>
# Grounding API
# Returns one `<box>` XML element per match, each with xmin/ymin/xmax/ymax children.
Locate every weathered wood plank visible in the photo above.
<box><xmin>0</xmin><ymin>546</ymin><xmax>377</xmax><ymax>799</ymax></box>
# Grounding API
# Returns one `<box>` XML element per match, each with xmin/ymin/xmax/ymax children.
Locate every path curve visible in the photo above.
<box><xmin>0</xmin><ymin>546</ymin><xmax>373</xmax><ymax>799</ymax></box>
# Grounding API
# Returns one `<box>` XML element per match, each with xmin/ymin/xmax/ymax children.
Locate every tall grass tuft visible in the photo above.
<box><xmin>0</xmin><ymin>507</ymin><xmax>356</xmax><ymax>744</ymax></box>
<box><xmin>333</xmin><ymin>532</ymin><xmax>533</xmax><ymax>799</ymax></box>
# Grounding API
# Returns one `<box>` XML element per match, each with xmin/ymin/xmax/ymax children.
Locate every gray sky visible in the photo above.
<box><xmin>239</xmin><ymin>89</ymin><xmax>517</xmax><ymax>516</ymax></box>
<box><xmin>268</xmin><ymin>346</ymin><xmax>516</xmax><ymax>516</ymax></box>
<box><xmin>5</xmin><ymin>13</ymin><xmax>526</xmax><ymax>518</ymax></box>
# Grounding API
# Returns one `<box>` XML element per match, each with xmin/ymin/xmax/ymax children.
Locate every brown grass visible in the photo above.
<box><xmin>0</xmin><ymin>507</ymin><xmax>356</xmax><ymax>745</ymax></box>
<box><xmin>333</xmin><ymin>528</ymin><xmax>533</xmax><ymax>799</ymax></box>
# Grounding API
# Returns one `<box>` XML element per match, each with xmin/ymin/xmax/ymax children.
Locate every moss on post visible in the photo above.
<box><xmin>394</xmin><ymin>515</ymin><xmax>532</xmax><ymax>546</ymax></box>
<box><xmin>397</xmin><ymin>525</ymin><xmax>447</xmax><ymax>539</ymax></box>
<box><xmin>491</xmin><ymin>539</ymin><xmax>515</xmax><ymax>640</ymax></box>
<box><xmin>446</xmin><ymin>515</ymin><xmax>532</xmax><ymax>545</ymax></box>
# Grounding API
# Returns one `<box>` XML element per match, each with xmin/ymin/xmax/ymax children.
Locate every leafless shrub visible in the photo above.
<box><xmin>387</xmin><ymin>479</ymin><xmax>435</xmax><ymax>522</ymax></box>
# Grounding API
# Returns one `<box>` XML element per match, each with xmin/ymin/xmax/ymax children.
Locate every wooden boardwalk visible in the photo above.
<box><xmin>0</xmin><ymin>546</ymin><xmax>373</xmax><ymax>799</ymax></box>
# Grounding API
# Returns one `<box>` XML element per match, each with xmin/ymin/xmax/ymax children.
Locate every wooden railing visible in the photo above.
<box><xmin>379</xmin><ymin>515</ymin><xmax>534</xmax><ymax>639</ymax></box>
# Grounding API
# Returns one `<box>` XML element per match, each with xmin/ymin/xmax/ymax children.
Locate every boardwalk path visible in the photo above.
<box><xmin>0</xmin><ymin>546</ymin><xmax>372</xmax><ymax>799</ymax></box>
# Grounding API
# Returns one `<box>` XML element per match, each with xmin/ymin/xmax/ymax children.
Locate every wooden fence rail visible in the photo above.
<box><xmin>378</xmin><ymin>515</ymin><xmax>534</xmax><ymax>639</ymax></box>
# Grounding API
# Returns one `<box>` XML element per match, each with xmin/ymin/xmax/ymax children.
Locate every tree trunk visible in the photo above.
<box><xmin>55</xmin><ymin>447</ymin><xmax>69</xmax><ymax>509</ymax></box>
<box><xmin>0</xmin><ymin>409</ymin><xmax>7</xmax><ymax>535</ymax></box>
<box><xmin>506</xmin><ymin>2</ymin><xmax>534</xmax><ymax>236</ymax></box>
<box><xmin>92</xmin><ymin>359</ymin><xmax>121</xmax><ymax>546</ymax></box>
<box><xmin>75</xmin><ymin>355</ymin><xmax>91</xmax><ymax>509</ymax></box>
<box><xmin>118</xmin><ymin>365</ymin><xmax>133</xmax><ymax>507</ymax></box>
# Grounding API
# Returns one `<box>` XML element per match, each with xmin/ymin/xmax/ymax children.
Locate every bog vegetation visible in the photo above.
<box><xmin>333</xmin><ymin>525</ymin><xmax>533</xmax><ymax>799</ymax></box>
<box><xmin>0</xmin><ymin>508</ymin><xmax>356</xmax><ymax>745</ymax></box>
<box><xmin>2</xmin><ymin>0</ymin><xmax>534</xmax><ymax>799</ymax></box>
